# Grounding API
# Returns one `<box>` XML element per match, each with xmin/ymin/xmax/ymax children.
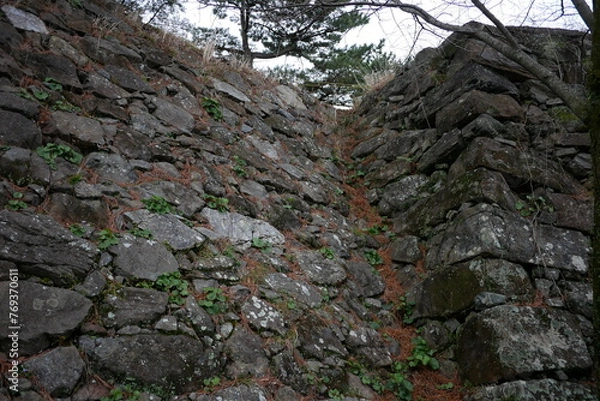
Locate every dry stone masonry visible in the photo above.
<box><xmin>0</xmin><ymin>0</ymin><xmax>595</xmax><ymax>400</ymax></box>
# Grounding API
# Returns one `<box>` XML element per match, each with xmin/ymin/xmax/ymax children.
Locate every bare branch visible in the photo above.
<box><xmin>570</xmin><ymin>0</ymin><xmax>593</xmax><ymax>30</ymax></box>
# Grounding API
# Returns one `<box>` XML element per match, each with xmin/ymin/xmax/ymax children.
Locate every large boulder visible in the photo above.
<box><xmin>0</xmin><ymin>281</ymin><xmax>92</xmax><ymax>355</ymax></box>
<box><xmin>457</xmin><ymin>305</ymin><xmax>592</xmax><ymax>384</ymax></box>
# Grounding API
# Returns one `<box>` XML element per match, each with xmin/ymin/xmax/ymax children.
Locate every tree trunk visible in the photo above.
<box><xmin>239</xmin><ymin>0</ymin><xmax>253</xmax><ymax>66</ymax></box>
<box><xmin>590</xmin><ymin>0</ymin><xmax>600</xmax><ymax>397</ymax></box>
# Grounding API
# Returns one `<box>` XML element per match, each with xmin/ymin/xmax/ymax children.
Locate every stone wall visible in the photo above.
<box><xmin>0</xmin><ymin>0</ymin><xmax>596</xmax><ymax>400</ymax></box>
<box><xmin>352</xmin><ymin>24</ymin><xmax>595</xmax><ymax>400</ymax></box>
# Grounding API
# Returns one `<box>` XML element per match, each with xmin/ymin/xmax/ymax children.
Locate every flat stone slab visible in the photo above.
<box><xmin>200</xmin><ymin>208</ymin><xmax>285</xmax><ymax>250</ymax></box>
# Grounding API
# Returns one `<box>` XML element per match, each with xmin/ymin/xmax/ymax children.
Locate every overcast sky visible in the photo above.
<box><xmin>179</xmin><ymin>0</ymin><xmax>591</xmax><ymax>69</ymax></box>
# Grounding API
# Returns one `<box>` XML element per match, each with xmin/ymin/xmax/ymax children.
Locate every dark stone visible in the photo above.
<box><xmin>46</xmin><ymin>192</ymin><xmax>109</xmax><ymax>226</ymax></box>
<box><xmin>224</xmin><ymin>325</ymin><xmax>269</xmax><ymax>379</ymax></box>
<box><xmin>110</xmin><ymin>234</ymin><xmax>179</xmax><ymax>281</ymax></box>
<box><xmin>0</xmin><ymin>210</ymin><xmax>97</xmax><ymax>285</ymax></box>
<box><xmin>449</xmin><ymin>137</ymin><xmax>586</xmax><ymax>194</ymax></box>
<box><xmin>0</xmin><ymin>110</ymin><xmax>42</xmax><ymax>149</ymax></box>
<box><xmin>0</xmin><ymin>281</ymin><xmax>92</xmax><ymax>355</ymax></box>
<box><xmin>0</xmin><ymin>147</ymin><xmax>50</xmax><ymax>186</ymax></box>
<box><xmin>104</xmin><ymin>65</ymin><xmax>155</xmax><ymax>93</ymax></box>
<box><xmin>18</xmin><ymin>52</ymin><xmax>81</xmax><ymax>89</ymax></box>
<box><xmin>457</xmin><ymin>305</ymin><xmax>592</xmax><ymax>384</ymax></box>
<box><xmin>435</xmin><ymin>90</ymin><xmax>523</xmax><ymax>132</ymax></box>
<box><xmin>24</xmin><ymin>346</ymin><xmax>85</xmax><ymax>397</ymax></box>
<box><xmin>0</xmin><ymin>91</ymin><xmax>40</xmax><ymax>118</ymax></box>
<box><xmin>346</xmin><ymin>261</ymin><xmax>385</xmax><ymax>298</ymax></box>
<box><xmin>79</xmin><ymin>334</ymin><xmax>217</xmax><ymax>393</ymax></box>
<box><xmin>467</xmin><ymin>379</ymin><xmax>596</xmax><ymax>401</ymax></box>
<box><xmin>101</xmin><ymin>286</ymin><xmax>168</xmax><ymax>329</ymax></box>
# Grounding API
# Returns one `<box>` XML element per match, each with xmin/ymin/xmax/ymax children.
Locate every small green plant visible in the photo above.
<box><xmin>327</xmin><ymin>389</ymin><xmax>344</xmax><ymax>401</ymax></box>
<box><xmin>129</xmin><ymin>226</ymin><xmax>153</xmax><ymax>239</ymax></box>
<box><xmin>365</xmin><ymin>224</ymin><xmax>389</xmax><ymax>235</ymax></box>
<box><xmin>515</xmin><ymin>195</ymin><xmax>554</xmax><ymax>217</ymax></box>
<box><xmin>232</xmin><ymin>155</ymin><xmax>248</xmax><ymax>177</ymax></box>
<box><xmin>202</xmin><ymin>97</ymin><xmax>223</xmax><ymax>121</ymax></box>
<box><xmin>203</xmin><ymin>376</ymin><xmax>221</xmax><ymax>392</ymax></box>
<box><xmin>43</xmin><ymin>77</ymin><xmax>63</xmax><ymax>92</ymax></box>
<box><xmin>141</xmin><ymin>195</ymin><xmax>173</xmax><ymax>214</ymax></box>
<box><xmin>51</xmin><ymin>100</ymin><xmax>81</xmax><ymax>112</ymax></box>
<box><xmin>407</xmin><ymin>337</ymin><xmax>439</xmax><ymax>370</ymax></box>
<box><xmin>387</xmin><ymin>362</ymin><xmax>413</xmax><ymax>401</ymax></box>
<box><xmin>251</xmin><ymin>237</ymin><xmax>271</xmax><ymax>253</ymax></box>
<box><xmin>198</xmin><ymin>287</ymin><xmax>228</xmax><ymax>314</ymax></box>
<box><xmin>286</xmin><ymin>299</ymin><xmax>297</xmax><ymax>310</ymax></box>
<box><xmin>70</xmin><ymin>224</ymin><xmax>86</xmax><ymax>237</ymax></box>
<box><xmin>101</xmin><ymin>385</ymin><xmax>140</xmax><ymax>401</ymax></box>
<box><xmin>364</xmin><ymin>249</ymin><xmax>383</xmax><ymax>266</ymax></box>
<box><xmin>68</xmin><ymin>174</ymin><xmax>83</xmax><ymax>185</ymax></box>
<box><xmin>345</xmin><ymin>169</ymin><xmax>366</xmax><ymax>184</ymax></box>
<box><xmin>154</xmin><ymin>271</ymin><xmax>189</xmax><ymax>306</ymax></box>
<box><xmin>319</xmin><ymin>247</ymin><xmax>335</xmax><ymax>259</ymax></box>
<box><xmin>436</xmin><ymin>382</ymin><xmax>455</xmax><ymax>390</ymax></box>
<box><xmin>396</xmin><ymin>295</ymin><xmax>416</xmax><ymax>324</ymax></box>
<box><xmin>97</xmin><ymin>228</ymin><xmax>119</xmax><ymax>250</ymax></box>
<box><xmin>6</xmin><ymin>192</ymin><xmax>27</xmax><ymax>210</ymax></box>
<box><xmin>37</xmin><ymin>143</ymin><xmax>83</xmax><ymax>170</ymax></box>
<box><xmin>67</xmin><ymin>0</ymin><xmax>83</xmax><ymax>8</ymax></box>
<box><xmin>204</xmin><ymin>195</ymin><xmax>229</xmax><ymax>212</ymax></box>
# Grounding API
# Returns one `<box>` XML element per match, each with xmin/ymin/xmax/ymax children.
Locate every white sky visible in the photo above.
<box><xmin>178</xmin><ymin>0</ymin><xmax>590</xmax><ymax>70</ymax></box>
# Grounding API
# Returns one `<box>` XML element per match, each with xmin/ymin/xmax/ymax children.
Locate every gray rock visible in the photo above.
<box><xmin>467</xmin><ymin>379</ymin><xmax>596</xmax><ymax>401</ymax></box>
<box><xmin>2</xmin><ymin>5</ymin><xmax>49</xmax><ymax>34</ymax></box>
<box><xmin>473</xmin><ymin>292</ymin><xmax>507</xmax><ymax>310</ymax></box>
<box><xmin>435</xmin><ymin>90</ymin><xmax>523</xmax><ymax>132</ymax></box>
<box><xmin>200</xmin><ymin>208</ymin><xmax>285</xmax><ymax>250</ymax></box>
<box><xmin>0</xmin><ymin>281</ymin><xmax>92</xmax><ymax>355</ymax></box>
<box><xmin>46</xmin><ymin>192</ymin><xmax>109</xmax><ymax>226</ymax></box>
<box><xmin>345</xmin><ymin>261</ymin><xmax>385</xmax><ymax>298</ymax></box>
<box><xmin>73</xmin><ymin>270</ymin><xmax>107</xmax><ymax>298</ymax></box>
<box><xmin>241</xmin><ymin>296</ymin><xmax>287</xmax><ymax>335</ymax></box>
<box><xmin>48</xmin><ymin>36</ymin><xmax>90</xmax><ymax>67</ymax></box>
<box><xmin>449</xmin><ymin>137</ymin><xmax>586</xmax><ymax>195</ymax></box>
<box><xmin>415</xmin><ymin>258</ymin><xmax>534</xmax><ymax>318</ymax></box>
<box><xmin>104</xmin><ymin>65</ymin><xmax>154</xmax><ymax>93</ymax></box>
<box><xmin>176</xmin><ymin>296</ymin><xmax>215</xmax><ymax>336</ymax></box>
<box><xmin>23</xmin><ymin>346</ymin><xmax>85</xmax><ymax>397</ymax></box>
<box><xmin>275</xmin><ymin>85</ymin><xmax>306</xmax><ymax>110</ymax></box>
<box><xmin>102</xmin><ymin>287</ymin><xmax>168</xmax><ymax>328</ymax></box>
<box><xmin>378</xmin><ymin>174</ymin><xmax>430</xmax><ymax>215</ymax></box>
<box><xmin>457</xmin><ymin>305</ymin><xmax>592</xmax><ymax>384</ymax></box>
<box><xmin>0</xmin><ymin>147</ymin><xmax>50</xmax><ymax>186</ymax></box>
<box><xmin>425</xmin><ymin>204</ymin><xmax>589</xmax><ymax>274</ymax></box>
<box><xmin>346</xmin><ymin>326</ymin><xmax>392</xmax><ymax>367</ymax></box>
<box><xmin>374</xmin><ymin>129</ymin><xmax>438</xmax><ymax>162</ymax></box>
<box><xmin>263</xmin><ymin>273</ymin><xmax>322</xmax><ymax>308</ymax></box>
<box><xmin>389</xmin><ymin>235</ymin><xmax>421</xmax><ymax>264</ymax></box>
<box><xmin>83</xmin><ymin>71</ymin><xmax>130</xmax><ymax>99</ymax></box>
<box><xmin>124</xmin><ymin>209</ymin><xmax>206</xmax><ymax>251</ymax></box>
<box><xmin>110</xmin><ymin>234</ymin><xmax>179</xmax><ymax>281</ymax></box>
<box><xmin>211</xmin><ymin>78</ymin><xmax>251</xmax><ymax>103</ymax></box>
<box><xmin>211</xmin><ymin>385</ymin><xmax>268</xmax><ymax>401</ymax></box>
<box><xmin>0</xmin><ymin>110</ymin><xmax>42</xmax><ymax>149</ymax></box>
<box><xmin>79</xmin><ymin>334</ymin><xmax>216</xmax><ymax>393</ymax></box>
<box><xmin>84</xmin><ymin>152</ymin><xmax>138</xmax><ymax>184</ymax></box>
<box><xmin>154</xmin><ymin>315</ymin><xmax>179</xmax><ymax>332</ymax></box>
<box><xmin>393</xmin><ymin>168</ymin><xmax>520</xmax><ymax>235</ymax></box>
<box><xmin>51</xmin><ymin>111</ymin><xmax>107</xmax><ymax>148</ymax></box>
<box><xmin>564</xmin><ymin>281</ymin><xmax>593</xmax><ymax>318</ymax></box>
<box><xmin>19</xmin><ymin>52</ymin><xmax>81</xmax><ymax>89</ymax></box>
<box><xmin>0</xmin><ymin>91</ymin><xmax>40</xmax><ymax>118</ymax></box>
<box><xmin>295</xmin><ymin>250</ymin><xmax>347</xmax><ymax>285</ymax></box>
<box><xmin>0</xmin><ymin>210</ymin><xmax>97</xmax><ymax>284</ymax></box>
<box><xmin>148</xmin><ymin>96</ymin><xmax>195</xmax><ymax>133</ymax></box>
<box><xmin>224</xmin><ymin>325</ymin><xmax>269</xmax><ymax>379</ymax></box>
<box><xmin>79</xmin><ymin>36</ymin><xmax>142</xmax><ymax>65</ymax></box>
<box><xmin>297</xmin><ymin>314</ymin><xmax>348</xmax><ymax>359</ymax></box>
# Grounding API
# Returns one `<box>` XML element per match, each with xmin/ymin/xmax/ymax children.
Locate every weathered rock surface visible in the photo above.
<box><xmin>0</xmin><ymin>2</ymin><xmax>594</xmax><ymax>400</ymax></box>
<box><xmin>457</xmin><ymin>305</ymin><xmax>592</xmax><ymax>384</ymax></box>
<box><xmin>0</xmin><ymin>281</ymin><xmax>92</xmax><ymax>355</ymax></box>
